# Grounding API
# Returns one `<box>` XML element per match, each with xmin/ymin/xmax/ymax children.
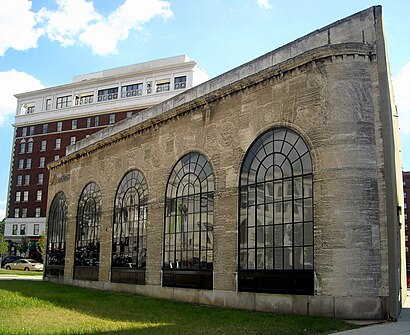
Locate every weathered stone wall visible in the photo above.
<box><xmin>46</xmin><ymin>6</ymin><xmax>403</xmax><ymax>319</ymax></box>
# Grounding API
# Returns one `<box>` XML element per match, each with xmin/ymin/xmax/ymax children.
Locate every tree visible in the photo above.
<box><xmin>0</xmin><ymin>218</ymin><xmax>4</xmax><ymax>235</ymax></box>
<box><xmin>18</xmin><ymin>236</ymin><xmax>29</xmax><ymax>256</ymax></box>
<box><xmin>37</xmin><ymin>231</ymin><xmax>46</xmax><ymax>260</ymax></box>
<box><xmin>0</xmin><ymin>233</ymin><xmax>8</xmax><ymax>256</ymax></box>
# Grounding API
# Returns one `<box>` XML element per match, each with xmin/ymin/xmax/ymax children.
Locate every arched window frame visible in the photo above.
<box><xmin>111</xmin><ymin>170</ymin><xmax>148</xmax><ymax>284</ymax></box>
<box><xmin>238</xmin><ymin>127</ymin><xmax>314</xmax><ymax>295</ymax></box>
<box><xmin>46</xmin><ymin>191</ymin><xmax>67</xmax><ymax>275</ymax></box>
<box><xmin>163</xmin><ymin>152</ymin><xmax>214</xmax><ymax>289</ymax></box>
<box><xmin>74</xmin><ymin>182</ymin><xmax>102</xmax><ymax>270</ymax></box>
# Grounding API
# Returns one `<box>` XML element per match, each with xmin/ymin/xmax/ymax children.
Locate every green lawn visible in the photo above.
<box><xmin>0</xmin><ymin>280</ymin><xmax>357</xmax><ymax>335</ymax></box>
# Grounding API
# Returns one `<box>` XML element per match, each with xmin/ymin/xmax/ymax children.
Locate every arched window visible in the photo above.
<box><xmin>112</xmin><ymin>170</ymin><xmax>148</xmax><ymax>284</ymax></box>
<box><xmin>238</xmin><ymin>128</ymin><xmax>313</xmax><ymax>295</ymax></box>
<box><xmin>163</xmin><ymin>152</ymin><xmax>214</xmax><ymax>289</ymax></box>
<box><xmin>45</xmin><ymin>191</ymin><xmax>67</xmax><ymax>277</ymax></box>
<box><xmin>74</xmin><ymin>182</ymin><xmax>101</xmax><ymax>281</ymax></box>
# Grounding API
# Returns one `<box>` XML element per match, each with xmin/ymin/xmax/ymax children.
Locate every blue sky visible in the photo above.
<box><xmin>0</xmin><ymin>0</ymin><xmax>409</xmax><ymax>220</ymax></box>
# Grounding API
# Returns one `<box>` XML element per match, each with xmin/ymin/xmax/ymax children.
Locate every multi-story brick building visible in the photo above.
<box><xmin>4</xmin><ymin>55</ymin><xmax>208</xmax><ymax>257</ymax></box>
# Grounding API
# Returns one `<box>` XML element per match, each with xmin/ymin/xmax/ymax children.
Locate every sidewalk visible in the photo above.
<box><xmin>334</xmin><ymin>296</ymin><xmax>410</xmax><ymax>335</ymax></box>
<box><xmin>0</xmin><ymin>274</ymin><xmax>43</xmax><ymax>281</ymax></box>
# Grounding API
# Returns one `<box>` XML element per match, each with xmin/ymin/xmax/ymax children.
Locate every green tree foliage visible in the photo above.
<box><xmin>37</xmin><ymin>232</ymin><xmax>46</xmax><ymax>259</ymax></box>
<box><xmin>18</xmin><ymin>236</ymin><xmax>29</xmax><ymax>256</ymax></box>
<box><xmin>0</xmin><ymin>233</ymin><xmax>8</xmax><ymax>256</ymax></box>
<box><xmin>0</xmin><ymin>218</ymin><xmax>5</xmax><ymax>235</ymax></box>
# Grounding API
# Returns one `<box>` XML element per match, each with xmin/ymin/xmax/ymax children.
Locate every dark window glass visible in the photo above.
<box><xmin>174</xmin><ymin>76</ymin><xmax>187</xmax><ymax>89</ymax></box>
<box><xmin>74</xmin><ymin>183</ymin><xmax>101</xmax><ymax>267</ymax></box>
<box><xmin>46</xmin><ymin>192</ymin><xmax>67</xmax><ymax>266</ymax></box>
<box><xmin>56</xmin><ymin>95</ymin><xmax>71</xmax><ymax>109</ymax></box>
<box><xmin>121</xmin><ymin>83</ymin><xmax>143</xmax><ymax>98</ymax></box>
<box><xmin>97</xmin><ymin>88</ymin><xmax>118</xmax><ymax>101</ymax></box>
<box><xmin>112</xmin><ymin>170</ymin><xmax>148</xmax><ymax>269</ymax></box>
<box><xmin>238</xmin><ymin>128</ymin><xmax>313</xmax><ymax>294</ymax></box>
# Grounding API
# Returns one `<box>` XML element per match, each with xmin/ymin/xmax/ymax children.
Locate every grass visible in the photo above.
<box><xmin>0</xmin><ymin>269</ymin><xmax>43</xmax><ymax>277</ymax></box>
<box><xmin>0</xmin><ymin>280</ymin><xmax>358</xmax><ymax>335</ymax></box>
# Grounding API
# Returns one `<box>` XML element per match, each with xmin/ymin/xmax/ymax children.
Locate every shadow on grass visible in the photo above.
<box><xmin>0</xmin><ymin>280</ymin><xmax>357</xmax><ymax>335</ymax></box>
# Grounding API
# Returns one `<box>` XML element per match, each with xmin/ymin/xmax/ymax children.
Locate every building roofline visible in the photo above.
<box><xmin>14</xmin><ymin>55</ymin><xmax>198</xmax><ymax>99</ymax></box>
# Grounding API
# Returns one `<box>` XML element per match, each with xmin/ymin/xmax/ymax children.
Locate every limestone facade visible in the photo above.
<box><xmin>46</xmin><ymin>6</ymin><xmax>405</xmax><ymax>320</ymax></box>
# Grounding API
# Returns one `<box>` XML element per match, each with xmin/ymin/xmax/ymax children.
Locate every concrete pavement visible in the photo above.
<box><xmin>334</xmin><ymin>296</ymin><xmax>410</xmax><ymax>335</ymax></box>
<box><xmin>0</xmin><ymin>274</ymin><xmax>43</xmax><ymax>281</ymax></box>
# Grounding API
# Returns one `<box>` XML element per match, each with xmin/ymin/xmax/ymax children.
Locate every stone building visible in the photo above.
<box><xmin>45</xmin><ymin>6</ymin><xmax>405</xmax><ymax>320</ymax></box>
<box><xmin>404</xmin><ymin>172</ymin><xmax>410</xmax><ymax>280</ymax></box>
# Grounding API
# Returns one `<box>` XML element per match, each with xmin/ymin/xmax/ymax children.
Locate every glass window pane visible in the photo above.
<box><xmin>265</xmin><ymin>181</ymin><xmax>273</xmax><ymax>203</ymax></box>
<box><xmin>283</xmin><ymin>201</ymin><xmax>293</xmax><ymax>223</ymax></box>
<box><xmin>248</xmin><ymin>249</ymin><xmax>255</xmax><ymax>269</ymax></box>
<box><xmin>294</xmin><ymin>199</ymin><xmax>303</xmax><ymax>222</ymax></box>
<box><xmin>257</xmin><ymin>250</ymin><xmax>264</xmax><ymax>269</ymax></box>
<box><xmin>265</xmin><ymin>248</ymin><xmax>273</xmax><ymax>269</ymax></box>
<box><xmin>248</xmin><ymin>227</ymin><xmax>255</xmax><ymax>248</ymax></box>
<box><xmin>284</xmin><ymin>247</ymin><xmax>293</xmax><ymax>269</ymax></box>
<box><xmin>304</xmin><ymin>198</ymin><xmax>313</xmax><ymax>221</ymax></box>
<box><xmin>274</xmin><ymin>248</ymin><xmax>283</xmax><ymax>269</ymax></box>
<box><xmin>304</xmin><ymin>176</ymin><xmax>313</xmax><ymax>197</ymax></box>
<box><xmin>256</xmin><ymin>184</ymin><xmax>264</xmax><ymax>205</ymax></box>
<box><xmin>294</xmin><ymin>247</ymin><xmax>303</xmax><ymax>270</ymax></box>
<box><xmin>283</xmin><ymin>224</ymin><xmax>293</xmax><ymax>246</ymax></box>
<box><xmin>248</xmin><ymin>206</ymin><xmax>255</xmax><ymax>227</ymax></box>
<box><xmin>304</xmin><ymin>221</ymin><xmax>313</xmax><ymax>245</ymax></box>
<box><xmin>274</xmin><ymin>203</ymin><xmax>283</xmax><ymax>224</ymax></box>
<box><xmin>294</xmin><ymin>223</ymin><xmax>303</xmax><ymax>246</ymax></box>
<box><xmin>304</xmin><ymin>246</ymin><xmax>313</xmax><ymax>269</ymax></box>
<box><xmin>265</xmin><ymin>225</ymin><xmax>273</xmax><ymax>247</ymax></box>
<box><xmin>274</xmin><ymin>225</ymin><xmax>283</xmax><ymax>246</ymax></box>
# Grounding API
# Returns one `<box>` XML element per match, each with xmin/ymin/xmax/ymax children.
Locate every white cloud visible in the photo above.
<box><xmin>37</xmin><ymin>0</ymin><xmax>101</xmax><ymax>47</ymax></box>
<box><xmin>79</xmin><ymin>0</ymin><xmax>173</xmax><ymax>55</ymax></box>
<box><xmin>393</xmin><ymin>62</ymin><xmax>410</xmax><ymax>134</ymax></box>
<box><xmin>0</xmin><ymin>70</ymin><xmax>43</xmax><ymax>127</ymax></box>
<box><xmin>0</xmin><ymin>0</ymin><xmax>43</xmax><ymax>56</ymax></box>
<box><xmin>0</xmin><ymin>0</ymin><xmax>173</xmax><ymax>56</ymax></box>
<box><xmin>257</xmin><ymin>0</ymin><xmax>272</xmax><ymax>10</ymax></box>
